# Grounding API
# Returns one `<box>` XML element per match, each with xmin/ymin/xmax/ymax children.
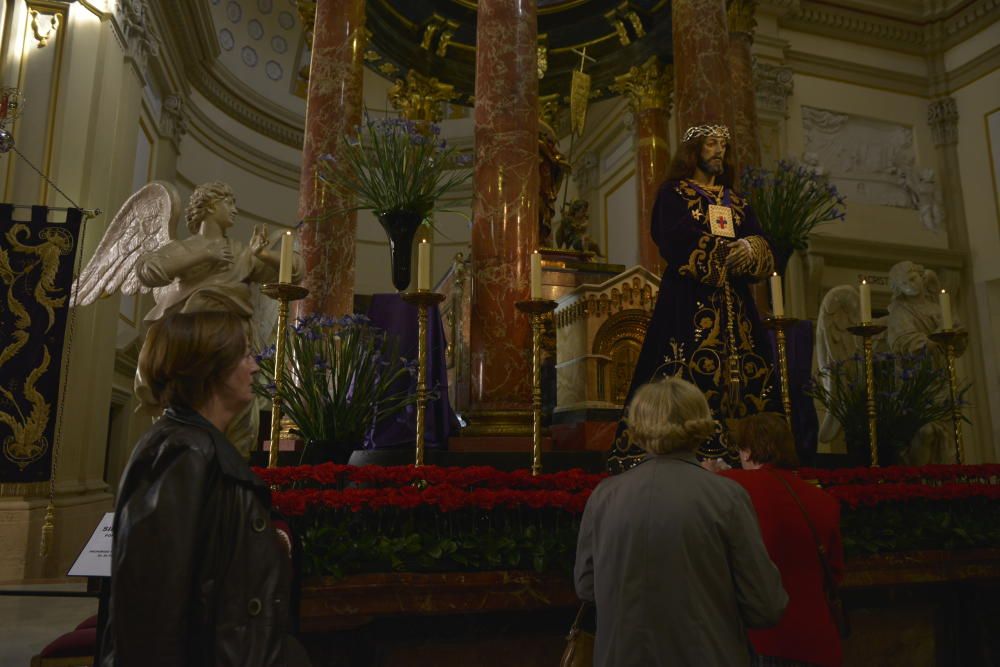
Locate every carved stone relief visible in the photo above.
<box><xmin>802</xmin><ymin>106</ymin><xmax>926</xmax><ymax>211</ymax></box>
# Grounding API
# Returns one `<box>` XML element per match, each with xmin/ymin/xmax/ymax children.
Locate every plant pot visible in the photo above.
<box><xmin>301</xmin><ymin>439</ymin><xmax>358</xmax><ymax>465</ymax></box>
<box><xmin>377</xmin><ymin>210</ymin><xmax>423</xmax><ymax>291</ymax></box>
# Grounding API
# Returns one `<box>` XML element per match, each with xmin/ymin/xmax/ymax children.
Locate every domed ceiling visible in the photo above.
<box><xmin>365</xmin><ymin>0</ymin><xmax>672</xmax><ymax>106</ymax></box>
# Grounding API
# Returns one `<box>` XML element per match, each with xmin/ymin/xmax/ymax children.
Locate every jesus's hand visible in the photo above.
<box><xmin>725</xmin><ymin>238</ymin><xmax>752</xmax><ymax>272</ymax></box>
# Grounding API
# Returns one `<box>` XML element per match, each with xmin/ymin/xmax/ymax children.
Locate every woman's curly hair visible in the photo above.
<box><xmin>625</xmin><ymin>376</ymin><xmax>717</xmax><ymax>454</ymax></box>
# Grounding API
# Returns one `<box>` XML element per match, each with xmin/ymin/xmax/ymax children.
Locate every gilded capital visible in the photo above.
<box><xmin>611</xmin><ymin>57</ymin><xmax>673</xmax><ymax>114</ymax></box>
<box><xmin>727</xmin><ymin>0</ymin><xmax>758</xmax><ymax>39</ymax></box>
<box><xmin>388</xmin><ymin>70</ymin><xmax>457</xmax><ymax>123</ymax></box>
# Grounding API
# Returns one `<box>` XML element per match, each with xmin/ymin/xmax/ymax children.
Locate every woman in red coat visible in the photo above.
<box><xmin>721</xmin><ymin>413</ymin><xmax>845</xmax><ymax>667</ymax></box>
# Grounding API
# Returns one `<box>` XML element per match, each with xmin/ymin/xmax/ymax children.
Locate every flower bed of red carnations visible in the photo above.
<box><xmin>799</xmin><ymin>464</ymin><xmax>1000</xmax><ymax>556</ymax></box>
<box><xmin>254</xmin><ymin>463</ymin><xmax>1000</xmax><ymax>578</ymax></box>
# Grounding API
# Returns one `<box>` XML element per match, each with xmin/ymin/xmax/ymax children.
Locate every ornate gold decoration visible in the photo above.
<box><xmin>928</xmin><ymin>329</ymin><xmax>969</xmax><ymax>464</ymax></box>
<box><xmin>364</xmin><ymin>49</ymin><xmax>381</xmax><ymax>62</ymax></box>
<box><xmin>378</xmin><ymin>62</ymin><xmax>400</xmax><ymax>77</ymax></box>
<box><xmin>539</xmin><ymin>94</ymin><xmax>561</xmax><ymax>128</ymax></box>
<box><xmin>421</xmin><ymin>15</ymin><xmax>459</xmax><ymax>57</ymax></box>
<box><xmin>763</xmin><ymin>317</ymin><xmax>800</xmax><ymax>427</ymax></box>
<box><xmin>611</xmin><ymin>57</ymin><xmax>672</xmax><ymax>114</ymax></box>
<box><xmin>848</xmin><ymin>324</ymin><xmax>888</xmax><ymax>467</ymax></box>
<box><xmin>295</xmin><ymin>0</ymin><xmax>317</xmax><ymax>85</ymax></box>
<box><xmin>28</xmin><ymin>8</ymin><xmax>61</xmax><ymax>48</ymax></box>
<box><xmin>537</xmin><ymin>39</ymin><xmax>549</xmax><ymax>80</ymax></box>
<box><xmin>727</xmin><ymin>0</ymin><xmax>758</xmax><ymax>38</ymax></box>
<box><xmin>625</xmin><ymin>11</ymin><xmax>646</xmax><ymax>38</ymax></box>
<box><xmin>260</xmin><ymin>283</ymin><xmax>309</xmax><ymax>469</ymax></box>
<box><xmin>516</xmin><ymin>299</ymin><xmax>558</xmax><ymax>475</ymax></box>
<box><xmin>400</xmin><ymin>291</ymin><xmax>445</xmax><ymax>466</ymax></box>
<box><xmin>388</xmin><ymin>70</ymin><xmax>457</xmax><ymax>123</ymax></box>
<box><xmin>0</xmin><ymin>223</ymin><xmax>75</xmax><ymax>470</ymax></box>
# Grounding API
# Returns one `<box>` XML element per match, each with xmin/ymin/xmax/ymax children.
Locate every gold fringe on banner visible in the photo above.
<box><xmin>0</xmin><ymin>480</ymin><xmax>50</xmax><ymax>497</ymax></box>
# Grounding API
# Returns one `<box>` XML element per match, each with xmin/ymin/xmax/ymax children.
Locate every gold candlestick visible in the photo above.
<box><xmin>847</xmin><ymin>323</ymin><xmax>888</xmax><ymax>467</ymax></box>
<box><xmin>401</xmin><ymin>290</ymin><xmax>446</xmax><ymax>467</ymax></box>
<box><xmin>928</xmin><ymin>329</ymin><xmax>969</xmax><ymax>465</ymax></box>
<box><xmin>763</xmin><ymin>317</ymin><xmax>800</xmax><ymax>428</ymax></box>
<box><xmin>516</xmin><ymin>298</ymin><xmax>558</xmax><ymax>476</ymax></box>
<box><xmin>261</xmin><ymin>282</ymin><xmax>309</xmax><ymax>468</ymax></box>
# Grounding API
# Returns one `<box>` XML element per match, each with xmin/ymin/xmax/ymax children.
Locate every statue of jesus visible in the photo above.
<box><xmin>608</xmin><ymin>124</ymin><xmax>779</xmax><ymax>472</ymax></box>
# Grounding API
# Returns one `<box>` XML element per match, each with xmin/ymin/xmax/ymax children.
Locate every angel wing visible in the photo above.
<box><xmin>71</xmin><ymin>181</ymin><xmax>181</xmax><ymax>307</ymax></box>
<box><xmin>815</xmin><ymin>285</ymin><xmax>862</xmax><ymax>442</ymax></box>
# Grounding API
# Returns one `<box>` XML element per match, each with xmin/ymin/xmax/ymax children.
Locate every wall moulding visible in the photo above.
<box><xmin>759</xmin><ymin>0</ymin><xmax>1000</xmax><ymax>57</ymax></box>
<box><xmin>184</xmin><ymin>100</ymin><xmax>300</xmax><ymax>188</ymax></box>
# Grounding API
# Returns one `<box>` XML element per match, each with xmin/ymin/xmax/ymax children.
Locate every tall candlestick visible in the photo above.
<box><xmin>417</xmin><ymin>239</ymin><xmax>431</xmax><ymax>291</ymax></box>
<box><xmin>278</xmin><ymin>231</ymin><xmax>294</xmax><ymax>284</ymax></box>
<box><xmin>530</xmin><ymin>250</ymin><xmax>542</xmax><ymax>299</ymax></box>
<box><xmin>770</xmin><ymin>272</ymin><xmax>784</xmax><ymax>318</ymax></box>
<box><xmin>859</xmin><ymin>280</ymin><xmax>872</xmax><ymax>324</ymax></box>
<box><xmin>939</xmin><ymin>289</ymin><xmax>953</xmax><ymax>330</ymax></box>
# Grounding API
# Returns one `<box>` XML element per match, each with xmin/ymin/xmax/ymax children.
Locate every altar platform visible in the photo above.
<box><xmin>296</xmin><ymin>549</ymin><xmax>1000</xmax><ymax>666</ymax></box>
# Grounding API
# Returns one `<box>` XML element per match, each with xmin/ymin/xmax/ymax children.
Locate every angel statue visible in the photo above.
<box><xmin>72</xmin><ymin>181</ymin><xmax>304</xmax><ymax>455</ymax></box>
<box><xmin>886</xmin><ymin>261</ymin><xmax>959</xmax><ymax>463</ymax></box>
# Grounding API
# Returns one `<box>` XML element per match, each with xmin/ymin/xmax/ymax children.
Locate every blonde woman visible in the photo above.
<box><xmin>575</xmin><ymin>376</ymin><xmax>788</xmax><ymax>666</ymax></box>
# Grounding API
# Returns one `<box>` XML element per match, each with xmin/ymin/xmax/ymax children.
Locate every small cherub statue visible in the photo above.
<box><xmin>72</xmin><ymin>181</ymin><xmax>304</xmax><ymax>455</ymax></box>
<box><xmin>556</xmin><ymin>199</ymin><xmax>602</xmax><ymax>257</ymax></box>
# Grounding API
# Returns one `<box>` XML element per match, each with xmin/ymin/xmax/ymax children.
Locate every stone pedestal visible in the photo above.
<box><xmin>552</xmin><ymin>266</ymin><xmax>660</xmax><ymax>451</ymax></box>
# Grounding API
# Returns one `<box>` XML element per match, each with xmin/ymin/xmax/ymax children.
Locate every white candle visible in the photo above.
<box><xmin>770</xmin><ymin>272</ymin><xmax>784</xmax><ymax>318</ymax></box>
<box><xmin>530</xmin><ymin>251</ymin><xmax>542</xmax><ymax>299</ymax></box>
<box><xmin>278</xmin><ymin>231</ymin><xmax>293</xmax><ymax>283</ymax></box>
<box><xmin>859</xmin><ymin>280</ymin><xmax>872</xmax><ymax>323</ymax></box>
<box><xmin>939</xmin><ymin>289</ymin><xmax>953</xmax><ymax>330</ymax></box>
<box><xmin>417</xmin><ymin>239</ymin><xmax>431</xmax><ymax>291</ymax></box>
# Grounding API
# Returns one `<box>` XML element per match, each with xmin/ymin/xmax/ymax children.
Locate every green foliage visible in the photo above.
<box><xmin>294</xmin><ymin>507</ymin><xmax>581</xmax><ymax>579</ymax></box>
<box><xmin>807</xmin><ymin>350</ymin><xmax>968</xmax><ymax>465</ymax></box>
<box><xmin>254</xmin><ymin>315</ymin><xmax>419</xmax><ymax>461</ymax></box>
<box><xmin>743</xmin><ymin>160</ymin><xmax>846</xmax><ymax>260</ymax></box>
<box><xmin>318</xmin><ymin>115</ymin><xmax>472</xmax><ymax>219</ymax></box>
<box><xmin>841</xmin><ymin>498</ymin><xmax>1000</xmax><ymax>557</ymax></box>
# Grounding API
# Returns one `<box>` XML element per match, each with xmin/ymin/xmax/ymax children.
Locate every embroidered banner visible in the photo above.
<box><xmin>0</xmin><ymin>205</ymin><xmax>82</xmax><ymax>489</ymax></box>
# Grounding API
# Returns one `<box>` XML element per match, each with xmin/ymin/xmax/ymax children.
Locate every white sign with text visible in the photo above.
<box><xmin>68</xmin><ymin>512</ymin><xmax>114</xmax><ymax>578</ymax></box>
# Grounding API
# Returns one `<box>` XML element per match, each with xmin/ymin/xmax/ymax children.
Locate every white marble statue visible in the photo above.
<box><xmin>886</xmin><ymin>261</ymin><xmax>960</xmax><ymax>463</ymax></box>
<box><xmin>72</xmin><ymin>181</ymin><xmax>303</xmax><ymax>455</ymax></box>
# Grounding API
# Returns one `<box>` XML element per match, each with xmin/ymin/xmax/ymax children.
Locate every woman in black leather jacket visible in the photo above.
<box><xmin>101</xmin><ymin>311</ymin><xmax>309</xmax><ymax>666</ymax></box>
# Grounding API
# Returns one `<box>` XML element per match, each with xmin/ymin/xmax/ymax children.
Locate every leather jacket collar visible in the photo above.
<box><xmin>163</xmin><ymin>405</ymin><xmax>268</xmax><ymax>496</ymax></box>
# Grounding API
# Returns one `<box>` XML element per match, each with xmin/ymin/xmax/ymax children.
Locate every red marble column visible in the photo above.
<box><xmin>672</xmin><ymin>0</ymin><xmax>734</xmax><ymax>136</ymax></box>
<box><xmin>297</xmin><ymin>0</ymin><xmax>365</xmax><ymax>317</ymax></box>
<box><xmin>615</xmin><ymin>58</ymin><xmax>672</xmax><ymax>275</ymax></box>
<box><xmin>728</xmin><ymin>0</ymin><xmax>762</xmax><ymax>178</ymax></box>
<box><xmin>467</xmin><ymin>0</ymin><xmax>539</xmax><ymax>430</ymax></box>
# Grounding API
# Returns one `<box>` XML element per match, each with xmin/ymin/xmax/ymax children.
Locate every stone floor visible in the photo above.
<box><xmin>0</xmin><ymin>581</ymin><xmax>97</xmax><ymax>667</ymax></box>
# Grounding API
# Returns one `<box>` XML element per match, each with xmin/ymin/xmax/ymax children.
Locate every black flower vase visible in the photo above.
<box><xmin>377</xmin><ymin>210</ymin><xmax>423</xmax><ymax>291</ymax></box>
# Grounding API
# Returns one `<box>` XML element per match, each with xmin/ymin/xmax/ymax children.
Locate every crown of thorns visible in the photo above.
<box><xmin>682</xmin><ymin>124</ymin><xmax>731</xmax><ymax>143</ymax></box>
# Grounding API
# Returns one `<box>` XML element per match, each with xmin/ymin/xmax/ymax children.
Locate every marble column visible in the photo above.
<box><xmin>467</xmin><ymin>0</ymin><xmax>539</xmax><ymax>433</ymax></box>
<box><xmin>613</xmin><ymin>57</ymin><xmax>672</xmax><ymax>274</ymax></box>
<box><xmin>672</xmin><ymin>0</ymin><xmax>734</xmax><ymax>136</ymax></box>
<box><xmin>297</xmin><ymin>0</ymin><xmax>365</xmax><ymax>317</ymax></box>
<box><xmin>727</xmin><ymin>0</ymin><xmax>761</xmax><ymax>177</ymax></box>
